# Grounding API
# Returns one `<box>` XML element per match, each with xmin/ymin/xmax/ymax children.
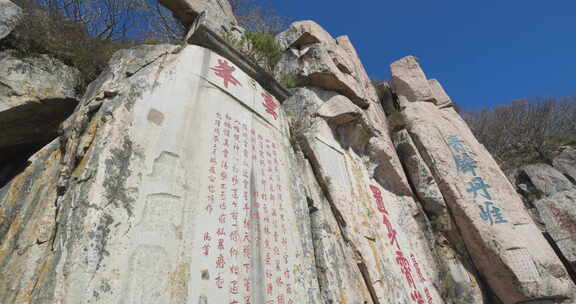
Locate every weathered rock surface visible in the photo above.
<box><xmin>390</xmin><ymin>56</ymin><xmax>576</xmax><ymax>304</ymax></box>
<box><xmin>518</xmin><ymin>163</ymin><xmax>574</xmax><ymax>197</ymax></box>
<box><xmin>276</xmin><ymin>20</ymin><xmax>334</xmax><ymax>51</ymax></box>
<box><xmin>393</xmin><ymin>129</ymin><xmax>446</xmax><ymax>215</ymax></box>
<box><xmin>0</xmin><ymin>0</ymin><xmax>21</xmax><ymax>40</ymax></box>
<box><xmin>393</xmin><ymin>129</ymin><xmax>485</xmax><ymax>304</ymax></box>
<box><xmin>554</xmin><ymin>147</ymin><xmax>576</xmax><ymax>184</ymax></box>
<box><xmin>428</xmin><ymin>79</ymin><xmax>452</xmax><ymax>108</ymax></box>
<box><xmin>0</xmin><ymin>44</ymin><xmax>324</xmax><ymax>303</ymax></box>
<box><xmin>533</xmin><ymin>190</ymin><xmax>576</xmax><ymax>268</ymax></box>
<box><xmin>2</xmin><ymin>3</ymin><xmax>576</xmax><ymax>303</ymax></box>
<box><xmin>390</xmin><ymin>56</ymin><xmax>435</xmax><ymax>105</ymax></box>
<box><xmin>0</xmin><ymin>51</ymin><xmax>80</xmax><ymax>169</ymax></box>
<box><xmin>281</xmin><ymin>24</ymin><xmax>484</xmax><ymax>301</ymax></box>
<box><xmin>158</xmin><ymin>0</ymin><xmax>238</xmax><ymax>32</ymax></box>
<box><xmin>507</xmin><ymin>151</ymin><xmax>576</xmax><ymax>281</ymax></box>
<box><xmin>276</xmin><ymin>21</ymin><xmax>373</xmax><ymax>108</ymax></box>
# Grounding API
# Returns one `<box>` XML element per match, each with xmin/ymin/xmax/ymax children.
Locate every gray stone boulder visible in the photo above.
<box><xmin>0</xmin><ymin>0</ymin><xmax>21</xmax><ymax>40</ymax></box>
<box><xmin>428</xmin><ymin>79</ymin><xmax>452</xmax><ymax>108</ymax></box>
<box><xmin>276</xmin><ymin>20</ymin><xmax>333</xmax><ymax>51</ymax></box>
<box><xmin>0</xmin><ymin>51</ymin><xmax>80</xmax><ymax>159</ymax></box>
<box><xmin>533</xmin><ymin>190</ymin><xmax>576</xmax><ymax>270</ymax></box>
<box><xmin>553</xmin><ymin>146</ymin><xmax>576</xmax><ymax>184</ymax></box>
<box><xmin>518</xmin><ymin>163</ymin><xmax>574</xmax><ymax>197</ymax></box>
<box><xmin>158</xmin><ymin>0</ymin><xmax>238</xmax><ymax>32</ymax></box>
<box><xmin>276</xmin><ymin>21</ymin><xmax>372</xmax><ymax>108</ymax></box>
<box><xmin>390</xmin><ymin>56</ymin><xmax>436</xmax><ymax>105</ymax></box>
<box><xmin>393</xmin><ymin>129</ymin><xmax>447</xmax><ymax>215</ymax></box>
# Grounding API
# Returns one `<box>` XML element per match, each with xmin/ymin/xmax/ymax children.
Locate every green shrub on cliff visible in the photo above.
<box><xmin>223</xmin><ymin>30</ymin><xmax>282</xmax><ymax>74</ymax></box>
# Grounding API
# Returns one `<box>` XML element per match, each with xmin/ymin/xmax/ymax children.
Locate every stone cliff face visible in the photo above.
<box><xmin>0</xmin><ymin>1</ymin><xmax>575</xmax><ymax>303</ymax></box>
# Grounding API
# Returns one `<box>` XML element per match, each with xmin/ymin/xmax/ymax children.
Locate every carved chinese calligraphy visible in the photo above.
<box><xmin>196</xmin><ymin>110</ymin><xmax>298</xmax><ymax>304</ymax></box>
<box><xmin>447</xmin><ymin>135</ymin><xmax>507</xmax><ymax>225</ymax></box>
<box><xmin>391</xmin><ymin>55</ymin><xmax>576</xmax><ymax>303</ymax></box>
<box><xmin>370</xmin><ymin>185</ymin><xmax>434</xmax><ymax>304</ymax></box>
<box><xmin>211</xmin><ymin>59</ymin><xmax>241</xmax><ymax>89</ymax></box>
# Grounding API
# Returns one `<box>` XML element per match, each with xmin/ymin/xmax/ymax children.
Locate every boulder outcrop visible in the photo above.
<box><xmin>1</xmin><ymin>1</ymin><xmax>575</xmax><ymax>303</ymax></box>
<box><xmin>0</xmin><ymin>52</ymin><xmax>80</xmax><ymax>152</ymax></box>
<box><xmin>158</xmin><ymin>0</ymin><xmax>238</xmax><ymax>32</ymax></box>
<box><xmin>518</xmin><ymin>163</ymin><xmax>574</xmax><ymax>197</ymax></box>
<box><xmin>276</xmin><ymin>21</ymin><xmax>373</xmax><ymax>108</ymax></box>
<box><xmin>0</xmin><ymin>50</ymin><xmax>80</xmax><ymax>187</ymax></box>
<box><xmin>0</xmin><ymin>0</ymin><xmax>21</xmax><ymax>40</ymax></box>
<box><xmin>390</xmin><ymin>55</ymin><xmax>576</xmax><ymax>304</ymax></box>
<box><xmin>554</xmin><ymin>147</ymin><xmax>576</xmax><ymax>183</ymax></box>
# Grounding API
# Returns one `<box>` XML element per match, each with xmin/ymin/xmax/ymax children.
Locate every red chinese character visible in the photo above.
<box><xmin>277</xmin><ymin>294</ymin><xmax>285</xmax><ymax>304</ymax></box>
<box><xmin>383</xmin><ymin>215</ymin><xmax>399</xmax><ymax>249</ymax></box>
<box><xmin>216</xmin><ymin>275</ymin><xmax>224</xmax><ymax>289</ymax></box>
<box><xmin>396</xmin><ymin>251</ymin><xmax>416</xmax><ymax>289</ymax></box>
<box><xmin>261</xmin><ymin>93</ymin><xmax>279</xmax><ymax>120</ymax></box>
<box><xmin>244</xmin><ymin>278</ymin><xmax>251</xmax><ymax>292</ymax></box>
<box><xmin>230</xmin><ymin>230</ymin><xmax>240</xmax><ymax>242</ymax></box>
<box><xmin>201</xmin><ymin>243</ymin><xmax>210</xmax><ymax>256</ymax></box>
<box><xmin>243</xmin><ymin>263</ymin><xmax>251</xmax><ymax>273</ymax></box>
<box><xmin>425</xmin><ymin>287</ymin><xmax>433</xmax><ymax>304</ymax></box>
<box><xmin>206</xmin><ymin>204</ymin><xmax>214</xmax><ymax>214</ymax></box>
<box><xmin>265</xmin><ymin>252</ymin><xmax>272</xmax><ymax>265</ymax></box>
<box><xmin>203</xmin><ymin>232</ymin><xmax>211</xmax><ymax>241</ymax></box>
<box><xmin>244</xmin><ymin>296</ymin><xmax>252</xmax><ymax>304</ymax></box>
<box><xmin>216</xmin><ymin>254</ymin><xmax>226</xmax><ymax>269</ymax></box>
<box><xmin>286</xmin><ymin>283</ymin><xmax>292</xmax><ymax>294</ymax></box>
<box><xmin>267</xmin><ymin>283</ymin><xmax>274</xmax><ymax>295</ymax></box>
<box><xmin>276</xmin><ymin>276</ymin><xmax>284</xmax><ymax>286</ymax></box>
<box><xmin>230</xmin><ymin>247</ymin><xmax>239</xmax><ymax>257</ymax></box>
<box><xmin>230</xmin><ymin>280</ymin><xmax>239</xmax><ymax>294</ymax></box>
<box><xmin>211</xmin><ymin>59</ymin><xmax>241</xmax><ymax>88</ymax></box>
<box><xmin>218</xmin><ymin>239</ymin><xmax>225</xmax><ymax>250</ymax></box>
<box><xmin>411</xmin><ymin>290</ymin><xmax>425</xmax><ymax>304</ymax></box>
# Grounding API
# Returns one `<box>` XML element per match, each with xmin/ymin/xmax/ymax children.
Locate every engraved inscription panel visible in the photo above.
<box><xmin>315</xmin><ymin>138</ymin><xmax>352</xmax><ymax>194</ymax></box>
<box><xmin>504</xmin><ymin>249</ymin><xmax>541</xmax><ymax>282</ymax></box>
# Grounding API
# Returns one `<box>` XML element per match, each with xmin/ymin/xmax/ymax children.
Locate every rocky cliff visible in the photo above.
<box><xmin>0</xmin><ymin>1</ymin><xmax>575</xmax><ymax>303</ymax></box>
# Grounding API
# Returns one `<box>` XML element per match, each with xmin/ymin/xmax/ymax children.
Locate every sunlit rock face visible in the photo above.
<box><xmin>158</xmin><ymin>0</ymin><xmax>238</xmax><ymax>32</ymax></box>
<box><xmin>0</xmin><ymin>44</ymin><xmax>322</xmax><ymax>304</ymax></box>
<box><xmin>0</xmin><ymin>0</ymin><xmax>21</xmax><ymax>40</ymax></box>
<box><xmin>278</xmin><ymin>20</ymin><xmax>486</xmax><ymax>304</ymax></box>
<box><xmin>508</xmin><ymin>151</ymin><xmax>576</xmax><ymax>280</ymax></box>
<box><xmin>389</xmin><ymin>55</ymin><xmax>576</xmax><ymax>304</ymax></box>
<box><xmin>0</xmin><ymin>52</ymin><xmax>80</xmax><ymax>155</ymax></box>
<box><xmin>1</xmin><ymin>1</ymin><xmax>576</xmax><ymax>303</ymax></box>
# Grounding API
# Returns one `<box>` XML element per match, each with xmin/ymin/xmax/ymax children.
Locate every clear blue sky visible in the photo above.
<box><xmin>264</xmin><ymin>0</ymin><xmax>575</xmax><ymax>109</ymax></box>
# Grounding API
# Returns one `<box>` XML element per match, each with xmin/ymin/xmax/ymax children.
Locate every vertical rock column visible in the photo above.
<box><xmin>277</xmin><ymin>20</ymin><xmax>481</xmax><ymax>304</ymax></box>
<box><xmin>389</xmin><ymin>56</ymin><xmax>576</xmax><ymax>304</ymax></box>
